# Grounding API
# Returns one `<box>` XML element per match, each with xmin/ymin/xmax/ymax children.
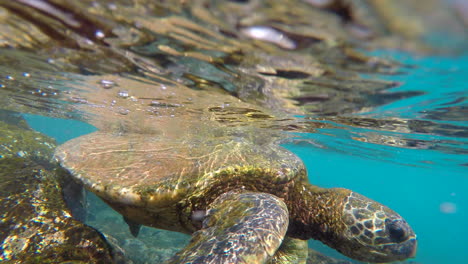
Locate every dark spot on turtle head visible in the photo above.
<box><xmin>386</xmin><ymin>219</ymin><xmax>409</xmax><ymax>243</ymax></box>
<box><xmin>364</xmin><ymin>220</ymin><xmax>373</xmax><ymax>229</ymax></box>
<box><xmin>350</xmin><ymin>225</ymin><xmax>360</xmax><ymax>235</ymax></box>
<box><xmin>356</xmin><ymin>223</ymin><xmax>364</xmax><ymax>231</ymax></box>
<box><xmin>353</xmin><ymin>209</ymin><xmax>369</xmax><ymax>220</ymax></box>
<box><xmin>364</xmin><ymin>229</ymin><xmax>374</xmax><ymax>239</ymax></box>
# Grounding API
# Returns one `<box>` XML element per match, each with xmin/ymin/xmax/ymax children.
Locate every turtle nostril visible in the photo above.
<box><xmin>386</xmin><ymin>219</ymin><xmax>408</xmax><ymax>243</ymax></box>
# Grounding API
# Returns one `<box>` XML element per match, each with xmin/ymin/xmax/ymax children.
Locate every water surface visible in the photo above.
<box><xmin>0</xmin><ymin>1</ymin><xmax>466</xmax><ymax>263</ymax></box>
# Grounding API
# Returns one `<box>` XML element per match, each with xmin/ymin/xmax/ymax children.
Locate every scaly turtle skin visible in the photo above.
<box><xmin>56</xmin><ymin>129</ymin><xmax>417</xmax><ymax>263</ymax></box>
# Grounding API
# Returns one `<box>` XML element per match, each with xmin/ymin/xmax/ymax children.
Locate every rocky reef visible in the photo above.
<box><xmin>0</xmin><ymin>111</ymin><xmax>121</xmax><ymax>263</ymax></box>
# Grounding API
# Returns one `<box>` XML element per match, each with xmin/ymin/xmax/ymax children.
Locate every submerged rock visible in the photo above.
<box><xmin>0</xmin><ymin>111</ymin><xmax>120</xmax><ymax>263</ymax></box>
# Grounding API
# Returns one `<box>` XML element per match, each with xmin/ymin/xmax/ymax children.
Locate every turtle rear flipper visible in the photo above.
<box><xmin>169</xmin><ymin>191</ymin><xmax>289</xmax><ymax>264</ymax></box>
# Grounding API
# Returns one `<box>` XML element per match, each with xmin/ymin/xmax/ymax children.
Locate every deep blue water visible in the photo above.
<box><xmin>23</xmin><ymin>53</ymin><xmax>467</xmax><ymax>264</ymax></box>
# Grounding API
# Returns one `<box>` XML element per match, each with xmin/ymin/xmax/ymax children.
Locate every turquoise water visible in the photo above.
<box><xmin>22</xmin><ymin>53</ymin><xmax>467</xmax><ymax>264</ymax></box>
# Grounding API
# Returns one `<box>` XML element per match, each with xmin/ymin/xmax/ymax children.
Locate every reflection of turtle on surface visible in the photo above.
<box><xmin>56</xmin><ymin>128</ymin><xmax>417</xmax><ymax>264</ymax></box>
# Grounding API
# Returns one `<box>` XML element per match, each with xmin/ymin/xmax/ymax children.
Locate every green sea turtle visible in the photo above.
<box><xmin>55</xmin><ymin>126</ymin><xmax>417</xmax><ymax>264</ymax></box>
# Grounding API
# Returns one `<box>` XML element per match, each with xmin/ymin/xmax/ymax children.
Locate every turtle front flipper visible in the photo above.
<box><xmin>169</xmin><ymin>191</ymin><xmax>289</xmax><ymax>264</ymax></box>
<box><xmin>268</xmin><ymin>237</ymin><xmax>308</xmax><ymax>264</ymax></box>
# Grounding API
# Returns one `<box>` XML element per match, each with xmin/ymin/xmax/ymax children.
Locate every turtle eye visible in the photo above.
<box><xmin>386</xmin><ymin>219</ymin><xmax>409</xmax><ymax>243</ymax></box>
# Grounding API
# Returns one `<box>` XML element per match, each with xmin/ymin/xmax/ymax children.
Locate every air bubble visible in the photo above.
<box><xmin>22</xmin><ymin>72</ymin><xmax>31</xmax><ymax>77</ymax></box>
<box><xmin>95</xmin><ymin>30</ymin><xmax>105</xmax><ymax>39</ymax></box>
<box><xmin>118</xmin><ymin>90</ymin><xmax>129</xmax><ymax>98</ymax></box>
<box><xmin>119</xmin><ymin>109</ymin><xmax>130</xmax><ymax>115</ymax></box>
<box><xmin>5</xmin><ymin>75</ymin><xmax>14</xmax><ymax>80</ymax></box>
<box><xmin>241</xmin><ymin>26</ymin><xmax>296</xmax><ymax>49</ymax></box>
<box><xmin>71</xmin><ymin>97</ymin><xmax>88</xmax><ymax>104</ymax></box>
<box><xmin>99</xmin><ymin>79</ymin><xmax>116</xmax><ymax>89</ymax></box>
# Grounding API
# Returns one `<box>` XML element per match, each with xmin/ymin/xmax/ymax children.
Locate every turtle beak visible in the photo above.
<box><xmin>388</xmin><ymin>234</ymin><xmax>418</xmax><ymax>261</ymax></box>
<box><xmin>409</xmin><ymin>238</ymin><xmax>418</xmax><ymax>258</ymax></box>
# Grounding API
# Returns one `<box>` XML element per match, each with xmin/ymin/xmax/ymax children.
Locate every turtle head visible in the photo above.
<box><xmin>293</xmin><ymin>187</ymin><xmax>417</xmax><ymax>263</ymax></box>
<box><xmin>334</xmin><ymin>190</ymin><xmax>417</xmax><ymax>263</ymax></box>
